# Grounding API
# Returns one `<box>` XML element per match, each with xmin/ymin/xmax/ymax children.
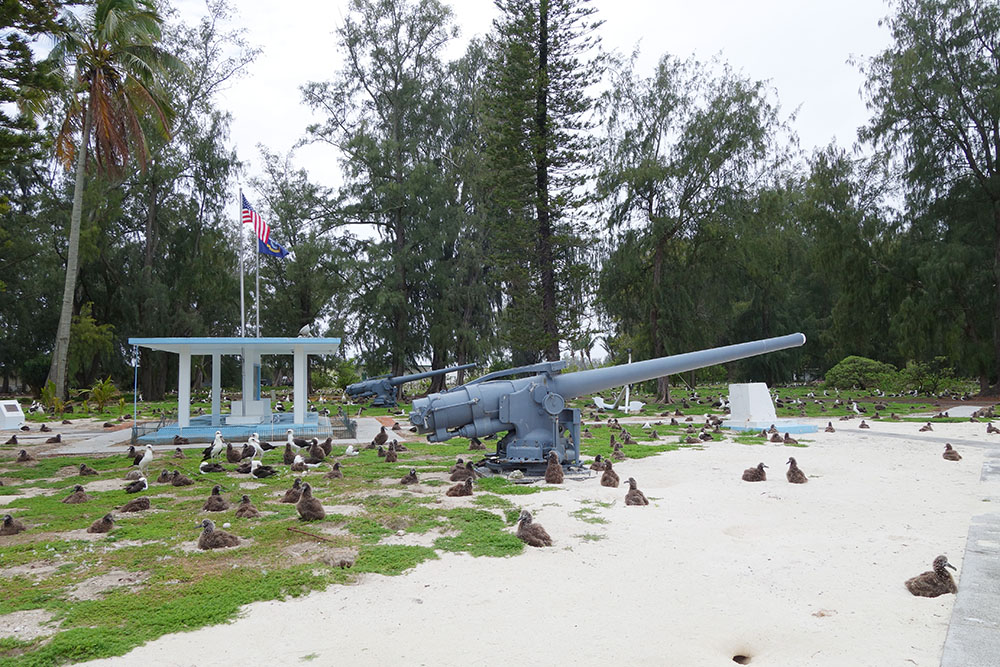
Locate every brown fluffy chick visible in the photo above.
<box><xmin>742</xmin><ymin>462</ymin><xmax>767</xmax><ymax>482</ymax></box>
<box><xmin>173</xmin><ymin>447</ymin><xmax>186</xmax><ymax>459</ymax></box>
<box><xmin>202</xmin><ymin>485</ymin><xmax>230</xmax><ymax>512</ymax></box>
<box><xmin>78</xmin><ymin>463</ymin><xmax>98</xmax><ymax>476</ymax></box>
<box><xmin>448</xmin><ymin>458</ymin><xmax>465</xmax><ymax>474</ymax></box>
<box><xmin>450</xmin><ymin>461</ymin><xmax>476</xmax><ymax>482</ymax></box>
<box><xmin>234</xmin><ymin>495</ymin><xmax>260</xmax><ymax>518</ymax></box>
<box><xmin>171</xmin><ymin>470</ymin><xmax>194</xmax><ymax>486</ymax></box>
<box><xmin>446</xmin><ymin>478</ymin><xmax>473</xmax><ymax>497</ymax></box>
<box><xmin>516</xmin><ymin>509</ymin><xmax>552</xmax><ymax>547</ymax></box>
<box><xmin>283</xmin><ymin>443</ymin><xmax>296</xmax><ymax>466</ymax></box>
<box><xmin>786</xmin><ymin>457</ymin><xmax>807</xmax><ymax>483</ymax></box>
<box><xmin>324</xmin><ymin>462</ymin><xmax>344</xmax><ymax>480</ymax></box>
<box><xmin>400</xmin><ymin>468</ymin><xmax>418</xmax><ymax>485</ymax></box>
<box><xmin>384</xmin><ymin>442</ymin><xmax>398</xmax><ymax>463</ymax></box>
<box><xmin>1</xmin><ymin>514</ymin><xmax>26</xmax><ymax>535</ymax></box>
<box><xmin>296</xmin><ymin>483</ymin><xmax>326</xmax><ymax>521</ymax></box>
<box><xmin>624</xmin><ymin>477</ymin><xmax>649</xmax><ymax>505</ymax></box>
<box><xmin>544</xmin><ymin>450</ymin><xmax>564</xmax><ymax>484</ymax></box>
<box><xmin>197</xmin><ymin>518</ymin><xmax>239</xmax><ymax>549</ymax></box>
<box><xmin>15</xmin><ymin>449</ymin><xmax>34</xmax><ymax>463</ymax></box>
<box><xmin>589</xmin><ymin>454</ymin><xmax>604</xmax><ymax>471</ymax></box>
<box><xmin>905</xmin><ymin>555</ymin><xmax>957</xmax><ymax>597</ymax></box>
<box><xmin>119</xmin><ymin>496</ymin><xmax>151</xmax><ymax>512</ymax></box>
<box><xmin>942</xmin><ymin>443</ymin><xmax>962</xmax><ymax>461</ymax></box>
<box><xmin>600</xmin><ymin>459</ymin><xmax>620</xmax><ymax>488</ymax></box>
<box><xmin>281</xmin><ymin>478</ymin><xmax>303</xmax><ymax>503</ymax></box>
<box><xmin>62</xmin><ymin>485</ymin><xmax>90</xmax><ymax>504</ymax></box>
<box><xmin>87</xmin><ymin>513</ymin><xmax>114</xmax><ymax>533</ymax></box>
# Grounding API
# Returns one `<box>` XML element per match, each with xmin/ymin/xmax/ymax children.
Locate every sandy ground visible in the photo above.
<box><xmin>62</xmin><ymin>418</ymin><xmax>1000</xmax><ymax>666</ymax></box>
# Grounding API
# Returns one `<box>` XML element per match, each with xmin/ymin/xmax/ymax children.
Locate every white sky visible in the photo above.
<box><xmin>173</xmin><ymin>0</ymin><xmax>893</xmax><ymax>193</ymax></box>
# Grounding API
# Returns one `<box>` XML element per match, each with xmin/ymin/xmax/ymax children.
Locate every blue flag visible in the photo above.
<box><xmin>258</xmin><ymin>237</ymin><xmax>290</xmax><ymax>258</ymax></box>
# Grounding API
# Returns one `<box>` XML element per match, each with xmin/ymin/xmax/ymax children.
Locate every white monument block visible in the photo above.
<box><xmin>0</xmin><ymin>400</ymin><xmax>26</xmax><ymax>430</ymax></box>
<box><xmin>727</xmin><ymin>382</ymin><xmax>777</xmax><ymax>424</ymax></box>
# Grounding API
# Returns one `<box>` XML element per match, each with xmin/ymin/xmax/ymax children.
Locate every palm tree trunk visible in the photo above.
<box><xmin>47</xmin><ymin>103</ymin><xmax>93</xmax><ymax>400</ymax></box>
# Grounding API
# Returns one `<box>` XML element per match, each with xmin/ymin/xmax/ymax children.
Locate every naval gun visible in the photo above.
<box><xmin>345</xmin><ymin>363</ymin><xmax>477</xmax><ymax>407</ymax></box>
<box><xmin>409</xmin><ymin>333</ymin><xmax>806</xmax><ymax>472</ymax></box>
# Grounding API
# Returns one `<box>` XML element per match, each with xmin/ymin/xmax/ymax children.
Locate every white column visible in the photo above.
<box><xmin>240</xmin><ymin>348</ymin><xmax>253</xmax><ymax>417</ymax></box>
<box><xmin>211</xmin><ymin>352</ymin><xmax>221</xmax><ymax>426</ymax></box>
<box><xmin>293</xmin><ymin>345</ymin><xmax>306</xmax><ymax>425</ymax></box>
<box><xmin>178</xmin><ymin>349</ymin><xmax>191</xmax><ymax>428</ymax></box>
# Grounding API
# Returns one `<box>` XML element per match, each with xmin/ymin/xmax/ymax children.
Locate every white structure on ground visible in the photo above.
<box><xmin>0</xmin><ymin>400</ymin><xmax>25</xmax><ymax>430</ymax></box>
<box><xmin>726</xmin><ymin>382</ymin><xmax>777</xmax><ymax>425</ymax></box>
<box><xmin>127</xmin><ymin>337</ymin><xmax>341</xmax><ymax>427</ymax></box>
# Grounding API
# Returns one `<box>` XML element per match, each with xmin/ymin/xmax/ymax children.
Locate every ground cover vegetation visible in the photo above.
<box><xmin>3</xmin><ymin>0</ymin><xmax>999</xmax><ymax>397</ymax></box>
<box><xmin>0</xmin><ymin>382</ymin><xmax>977</xmax><ymax>663</ymax></box>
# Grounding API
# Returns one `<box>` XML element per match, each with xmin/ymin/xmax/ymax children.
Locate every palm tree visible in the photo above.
<box><xmin>46</xmin><ymin>0</ymin><xmax>180</xmax><ymax>398</ymax></box>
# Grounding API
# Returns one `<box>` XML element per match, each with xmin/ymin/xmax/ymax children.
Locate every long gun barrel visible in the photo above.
<box><xmin>346</xmin><ymin>362</ymin><xmax>477</xmax><ymax>407</ymax></box>
<box><xmin>409</xmin><ymin>333</ymin><xmax>805</xmax><ymax>469</ymax></box>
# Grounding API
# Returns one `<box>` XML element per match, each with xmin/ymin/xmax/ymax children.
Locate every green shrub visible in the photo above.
<box><xmin>825</xmin><ymin>356</ymin><xmax>898</xmax><ymax>390</ymax></box>
<box><xmin>334</xmin><ymin>359</ymin><xmax>360</xmax><ymax>390</ymax></box>
<box><xmin>898</xmin><ymin>357</ymin><xmax>962</xmax><ymax>394</ymax></box>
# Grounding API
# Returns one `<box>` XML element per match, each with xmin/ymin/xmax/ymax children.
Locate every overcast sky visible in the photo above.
<box><xmin>173</xmin><ymin>0</ymin><xmax>893</xmax><ymax>197</ymax></box>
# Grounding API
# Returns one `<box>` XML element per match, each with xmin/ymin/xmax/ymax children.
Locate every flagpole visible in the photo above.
<box><xmin>255</xmin><ymin>237</ymin><xmax>261</xmax><ymax>338</ymax></box>
<box><xmin>239</xmin><ymin>188</ymin><xmax>245</xmax><ymax>338</ymax></box>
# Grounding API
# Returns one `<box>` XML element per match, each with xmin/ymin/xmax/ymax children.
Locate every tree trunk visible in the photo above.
<box><xmin>994</xmin><ymin>201</ymin><xmax>1000</xmax><ymax>389</ymax></box>
<box><xmin>651</xmin><ymin>235</ymin><xmax>670</xmax><ymax>403</ymax></box>
<box><xmin>428</xmin><ymin>346</ymin><xmax>446</xmax><ymax>393</ymax></box>
<box><xmin>535</xmin><ymin>0</ymin><xmax>559</xmax><ymax>362</ymax></box>
<box><xmin>47</xmin><ymin>103</ymin><xmax>94</xmax><ymax>400</ymax></box>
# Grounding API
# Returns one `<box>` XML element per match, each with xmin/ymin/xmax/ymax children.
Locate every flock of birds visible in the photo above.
<box><xmin>4</xmin><ymin>393</ymin><xmax>988</xmax><ymax>598</ymax></box>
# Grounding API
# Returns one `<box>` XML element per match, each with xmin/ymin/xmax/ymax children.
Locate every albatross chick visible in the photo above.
<box><xmin>600</xmin><ymin>460</ymin><xmax>620</xmax><ymax>488</ymax></box>
<box><xmin>234</xmin><ymin>495</ymin><xmax>260</xmax><ymax>518</ymax></box>
<box><xmin>197</xmin><ymin>518</ymin><xmax>239</xmax><ymax>549</ymax></box>
<box><xmin>62</xmin><ymin>485</ymin><xmax>90</xmax><ymax>504</ymax></box>
<box><xmin>544</xmin><ymin>450</ymin><xmax>564</xmax><ymax>484</ymax></box>
<box><xmin>446</xmin><ymin>478</ymin><xmax>473</xmax><ymax>497</ymax></box>
<box><xmin>516</xmin><ymin>509</ymin><xmax>552</xmax><ymax>547</ymax></box>
<box><xmin>1</xmin><ymin>514</ymin><xmax>26</xmax><ymax>535</ymax></box>
<box><xmin>905</xmin><ymin>555</ymin><xmax>957</xmax><ymax>597</ymax></box>
<box><xmin>295</xmin><ymin>483</ymin><xmax>326</xmax><ymax>521</ymax></box>
<box><xmin>202</xmin><ymin>485</ymin><xmax>230</xmax><ymax>512</ymax></box>
<box><xmin>119</xmin><ymin>496</ymin><xmax>151</xmax><ymax>512</ymax></box>
<box><xmin>281</xmin><ymin>478</ymin><xmax>303</xmax><ymax>504</ymax></box>
<box><xmin>742</xmin><ymin>462</ymin><xmax>767</xmax><ymax>482</ymax></box>
<box><xmin>786</xmin><ymin>457</ymin><xmax>807</xmax><ymax>483</ymax></box>
<box><xmin>624</xmin><ymin>477</ymin><xmax>649</xmax><ymax>505</ymax></box>
<box><xmin>942</xmin><ymin>443</ymin><xmax>962</xmax><ymax>461</ymax></box>
<box><xmin>87</xmin><ymin>513</ymin><xmax>114</xmax><ymax>533</ymax></box>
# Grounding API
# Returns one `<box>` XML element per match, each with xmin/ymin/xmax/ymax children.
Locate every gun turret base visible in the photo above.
<box><xmin>477</xmin><ymin>452</ymin><xmax>591</xmax><ymax>477</ymax></box>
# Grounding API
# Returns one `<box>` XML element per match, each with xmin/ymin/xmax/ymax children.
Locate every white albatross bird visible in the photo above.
<box><xmin>136</xmin><ymin>444</ymin><xmax>154</xmax><ymax>475</ymax></box>
<box><xmin>285</xmin><ymin>428</ymin><xmax>311</xmax><ymax>450</ymax></box>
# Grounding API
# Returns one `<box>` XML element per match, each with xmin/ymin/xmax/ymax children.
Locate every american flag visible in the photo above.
<box><xmin>241</xmin><ymin>192</ymin><xmax>269</xmax><ymax>243</ymax></box>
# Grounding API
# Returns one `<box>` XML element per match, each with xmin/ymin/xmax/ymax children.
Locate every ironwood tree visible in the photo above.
<box><xmin>861</xmin><ymin>0</ymin><xmax>1000</xmax><ymax>387</ymax></box>
<box><xmin>484</xmin><ymin>0</ymin><xmax>603</xmax><ymax>364</ymax></box>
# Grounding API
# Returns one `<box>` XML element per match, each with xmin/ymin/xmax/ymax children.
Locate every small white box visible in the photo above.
<box><xmin>727</xmin><ymin>383</ymin><xmax>777</xmax><ymax>423</ymax></box>
<box><xmin>0</xmin><ymin>400</ymin><xmax>26</xmax><ymax>430</ymax></box>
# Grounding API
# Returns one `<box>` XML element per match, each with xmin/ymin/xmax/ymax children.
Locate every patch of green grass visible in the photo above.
<box><xmin>352</xmin><ymin>544</ymin><xmax>437</xmax><ymax>575</ymax></box>
<box><xmin>474</xmin><ymin>476</ymin><xmax>546</xmax><ymax>495</ymax></box>
<box><xmin>434</xmin><ymin>508</ymin><xmax>524</xmax><ymax>557</ymax></box>
<box><xmin>472</xmin><ymin>494</ymin><xmax>515</xmax><ymax>510</ymax></box>
<box><xmin>573</xmin><ymin>533</ymin><xmax>606</xmax><ymax>542</ymax></box>
<box><xmin>570</xmin><ymin>506</ymin><xmax>609</xmax><ymax>525</ymax></box>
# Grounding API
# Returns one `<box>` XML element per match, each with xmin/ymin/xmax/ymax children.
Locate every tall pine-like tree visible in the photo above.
<box><xmin>485</xmin><ymin>0</ymin><xmax>602</xmax><ymax>364</ymax></box>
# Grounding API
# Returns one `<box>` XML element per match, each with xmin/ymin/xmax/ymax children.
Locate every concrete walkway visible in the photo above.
<box><xmin>941</xmin><ymin>445</ymin><xmax>1000</xmax><ymax>666</ymax></box>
